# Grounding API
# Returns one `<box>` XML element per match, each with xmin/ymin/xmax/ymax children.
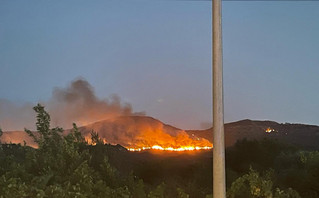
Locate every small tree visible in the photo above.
<box><xmin>90</xmin><ymin>130</ymin><xmax>104</xmax><ymax>145</ymax></box>
<box><xmin>0</xmin><ymin>127</ymin><xmax>2</xmax><ymax>145</ymax></box>
<box><xmin>25</xmin><ymin>103</ymin><xmax>63</xmax><ymax>149</ymax></box>
<box><xmin>72</xmin><ymin>123</ymin><xmax>85</xmax><ymax>143</ymax></box>
<box><xmin>24</xmin><ymin>104</ymin><xmax>65</xmax><ymax>176</ymax></box>
<box><xmin>0</xmin><ymin>127</ymin><xmax>2</xmax><ymax>150</ymax></box>
<box><xmin>227</xmin><ymin>168</ymin><xmax>300</xmax><ymax>198</ymax></box>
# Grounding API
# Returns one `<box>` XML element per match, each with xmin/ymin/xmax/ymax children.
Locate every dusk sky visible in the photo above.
<box><xmin>1</xmin><ymin>0</ymin><xmax>319</xmax><ymax>130</ymax></box>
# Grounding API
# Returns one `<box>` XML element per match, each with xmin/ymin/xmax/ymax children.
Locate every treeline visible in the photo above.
<box><xmin>0</xmin><ymin>105</ymin><xmax>158</xmax><ymax>197</ymax></box>
<box><xmin>226</xmin><ymin>139</ymin><xmax>319</xmax><ymax>198</ymax></box>
<box><xmin>0</xmin><ymin>104</ymin><xmax>318</xmax><ymax>197</ymax></box>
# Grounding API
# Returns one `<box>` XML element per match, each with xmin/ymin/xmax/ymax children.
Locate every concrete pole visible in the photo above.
<box><xmin>213</xmin><ymin>0</ymin><xmax>226</xmax><ymax>197</ymax></box>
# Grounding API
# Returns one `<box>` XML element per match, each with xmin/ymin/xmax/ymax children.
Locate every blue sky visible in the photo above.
<box><xmin>0</xmin><ymin>0</ymin><xmax>319</xmax><ymax>130</ymax></box>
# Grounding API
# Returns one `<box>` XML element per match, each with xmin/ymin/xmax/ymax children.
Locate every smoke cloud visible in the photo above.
<box><xmin>0</xmin><ymin>99</ymin><xmax>35</xmax><ymax>131</ymax></box>
<box><xmin>0</xmin><ymin>78</ymin><xmax>143</xmax><ymax>131</ymax></box>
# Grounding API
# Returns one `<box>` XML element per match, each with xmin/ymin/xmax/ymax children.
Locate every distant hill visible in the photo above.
<box><xmin>2</xmin><ymin>117</ymin><xmax>319</xmax><ymax>150</ymax></box>
<box><xmin>187</xmin><ymin>119</ymin><xmax>319</xmax><ymax>150</ymax></box>
<box><xmin>1</xmin><ymin>130</ymin><xmax>37</xmax><ymax>148</ymax></box>
<box><xmin>78</xmin><ymin>116</ymin><xmax>188</xmax><ymax>148</ymax></box>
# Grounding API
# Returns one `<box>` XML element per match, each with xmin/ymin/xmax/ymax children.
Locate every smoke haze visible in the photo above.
<box><xmin>0</xmin><ymin>78</ymin><xmax>143</xmax><ymax>131</ymax></box>
<box><xmin>0</xmin><ymin>99</ymin><xmax>35</xmax><ymax>131</ymax></box>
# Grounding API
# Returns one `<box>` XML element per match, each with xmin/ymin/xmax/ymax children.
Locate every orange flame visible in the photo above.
<box><xmin>127</xmin><ymin>145</ymin><xmax>212</xmax><ymax>152</ymax></box>
<box><xmin>265</xmin><ymin>127</ymin><xmax>275</xmax><ymax>133</ymax></box>
<box><xmin>82</xmin><ymin>128</ymin><xmax>213</xmax><ymax>152</ymax></box>
<box><xmin>124</xmin><ymin>128</ymin><xmax>213</xmax><ymax>152</ymax></box>
<box><xmin>79</xmin><ymin>116</ymin><xmax>213</xmax><ymax>152</ymax></box>
<box><xmin>1</xmin><ymin>116</ymin><xmax>213</xmax><ymax>152</ymax></box>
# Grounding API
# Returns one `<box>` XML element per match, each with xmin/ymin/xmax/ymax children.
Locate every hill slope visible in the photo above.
<box><xmin>78</xmin><ymin>116</ymin><xmax>212</xmax><ymax>149</ymax></box>
<box><xmin>187</xmin><ymin>119</ymin><xmax>319</xmax><ymax>149</ymax></box>
<box><xmin>2</xmin><ymin>117</ymin><xmax>319</xmax><ymax>149</ymax></box>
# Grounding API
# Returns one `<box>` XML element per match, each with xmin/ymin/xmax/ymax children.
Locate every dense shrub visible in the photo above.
<box><xmin>1</xmin><ymin>105</ymin><xmax>318</xmax><ymax>197</ymax></box>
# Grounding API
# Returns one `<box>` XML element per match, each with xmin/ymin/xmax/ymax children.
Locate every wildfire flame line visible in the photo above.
<box><xmin>127</xmin><ymin>145</ymin><xmax>213</xmax><ymax>152</ymax></box>
<box><xmin>82</xmin><ymin>135</ymin><xmax>213</xmax><ymax>152</ymax></box>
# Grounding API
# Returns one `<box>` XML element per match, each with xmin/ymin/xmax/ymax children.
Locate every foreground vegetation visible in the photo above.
<box><xmin>0</xmin><ymin>104</ymin><xmax>318</xmax><ymax>197</ymax></box>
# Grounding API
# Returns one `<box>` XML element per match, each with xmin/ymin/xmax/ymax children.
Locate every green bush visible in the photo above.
<box><xmin>227</xmin><ymin>168</ymin><xmax>300</xmax><ymax>198</ymax></box>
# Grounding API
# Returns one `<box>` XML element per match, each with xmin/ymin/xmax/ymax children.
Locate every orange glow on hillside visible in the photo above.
<box><xmin>265</xmin><ymin>127</ymin><xmax>275</xmax><ymax>133</ymax></box>
<box><xmin>123</xmin><ymin>127</ymin><xmax>213</xmax><ymax>152</ymax></box>
<box><xmin>83</xmin><ymin>129</ymin><xmax>213</xmax><ymax>152</ymax></box>
<box><xmin>1</xmin><ymin>116</ymin><xmax>213</xmax><ymax>152</ymax></box>
<box><xmin>79</xmin><ymin>116</ymin><xmax>213</xmax><ymax>152</ymax></box>
<box><xmin>127</xmin><ymin>145</ymin><xmax>212</xmax><ymax>152</ymax></box>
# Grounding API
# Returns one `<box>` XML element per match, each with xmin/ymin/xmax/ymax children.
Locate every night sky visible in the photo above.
<box><xmin>1</xmin><ymin>0</ymin><xmax>319</xmax><ymax>130</ymax></box>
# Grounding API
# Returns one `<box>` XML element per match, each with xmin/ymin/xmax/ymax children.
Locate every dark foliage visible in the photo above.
<box><xmin>0</xmin><ymin>105</ymin><xmax>318</xmax><ymax>197</ymax></box>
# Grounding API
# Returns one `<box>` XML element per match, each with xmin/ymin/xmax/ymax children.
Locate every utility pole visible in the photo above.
<box><xmin>213</xmin><ymin>0</ymin><xmax>226</xmax><ymax>197</ymax></box>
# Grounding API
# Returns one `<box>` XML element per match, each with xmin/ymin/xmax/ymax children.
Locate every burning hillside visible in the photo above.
<box><xmin>3</xmin><ymin>118</ymin><xmax>319</xmax><ymax>151</ymax></box>
<box><xmin>0</xmin><ymin>116</ymin><xmax>212</xmax><ymax>152</ymax></box>
<box><xmin>0</xmin><ymin>78</ymin><xmax>212</xmax><ymax>151</ymax></box>
<box><xmin>79</xmin><ymin>116</ymin><xmax>212</xmax><ymax>151</ymax></box>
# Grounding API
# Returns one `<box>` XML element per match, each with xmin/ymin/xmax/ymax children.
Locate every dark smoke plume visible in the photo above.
<box><xmin>0</xmin><ymin>78</ymin><xmax>143</xmax><ymax>131</ymax></box>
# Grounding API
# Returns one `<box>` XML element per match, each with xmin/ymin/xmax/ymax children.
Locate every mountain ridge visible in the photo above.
<box><xmin>2</xmin><ymin>116</ymin><xmax>319</xmax><ymax>149</ymax></box>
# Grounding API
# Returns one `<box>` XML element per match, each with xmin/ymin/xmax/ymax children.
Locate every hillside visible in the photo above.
<box><xmin>78</xmin><ymin>116</ymin><xmax>184</xmax><ymax>146</ymax></box>
<box><xmin>187</xmin><ymin>119</ymin><xmax>319</xmax><ymax>150</ymax></box>
<box><xmin>2</xmin><ymin>117</ymin><xmax>319</xmax><ymax>150</ymax></box>
<box><xmin>77</xmin><ymin>116</ymin><xmax>212</xmax><ymax>150</ymax></box>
